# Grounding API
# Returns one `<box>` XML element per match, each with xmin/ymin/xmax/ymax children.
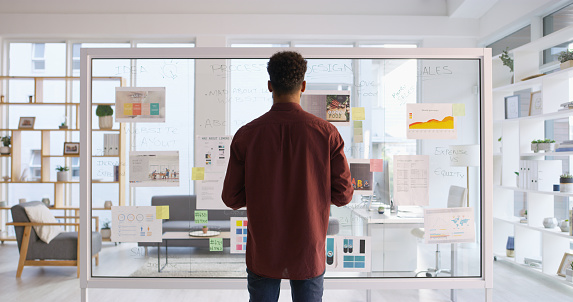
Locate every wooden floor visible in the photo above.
<box><xmin>1</xmin><ymin>241</ymin><xmax>573</xmax><ymax>302</ymax></box>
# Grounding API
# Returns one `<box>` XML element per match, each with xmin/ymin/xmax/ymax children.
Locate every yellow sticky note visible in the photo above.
<box><xmin>236</xmin><ymin>220</ymin><xmax>242</xmax><ymax>227</ymax></box>
<box><xmin>156</xmin><ymin>206</ymin><xmax>169</xmax><ymax>219</ymax></box>
<box><xmin>352</xmin><ymin>107</ymin><xmax>365</xmax><ymax>120</ymax></box>
<box><xmin>453</xmin><ymin>104</ymin><xmax>465</xmax><ymax>116</ymax></box>
<box><xmin>192</xmin><ymin>167</ymin><xmax>205</xmax><ymax>180</ymax></box>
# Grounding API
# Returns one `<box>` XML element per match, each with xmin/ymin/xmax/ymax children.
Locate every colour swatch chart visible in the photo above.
<box><xmin>325</xmin><ymin>236</ymin><xmax>371</xmax><ymax>272</ymax></box>
<box><xmin>393</xmin><ymin>155</ymin><xmax>429</xmax><ymax>206</ymax></box>
<box><xmin>406</xmin><ymin>103</ymin><xmax>456</xmax><ymax>139</ymax></box>
<box><xmin>195</xmin><ymin>136</ymin><xmax>232</xmax><ymax>210</ymax></box>
<box><xmin>115</xmin><ymin>87</ymin><xmax>166</xmax><ymax>122</ymax></box>
<box><xmin>230</xmin><ymin>217</ymin><xmax>248</xmax><ymax>254</ymax></box>
<box><xmin>110</xmin><ymin>206</ymin><xmax>162</xmax><ymax>242</ymax></box>
<box><xmin>424</xmin><ymin>207</ymin><xmax>475</xmax><ymax>244</ymax></box>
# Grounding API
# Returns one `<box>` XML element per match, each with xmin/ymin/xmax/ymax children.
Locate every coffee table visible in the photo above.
<box><xmin>157</xmin><ymin>231</ymin><xmax>231</xmax><ymax>272</ymax></box>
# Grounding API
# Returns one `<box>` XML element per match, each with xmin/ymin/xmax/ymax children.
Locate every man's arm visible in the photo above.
<box><xmin>330</xmin><ymin>133</ymin><xmax>353</xmax><ymax>207</ymax></box>
<box><xmin>221</xmin><ymin>136</ymin><xmax>247</xmax><ymax>210</ymax></box>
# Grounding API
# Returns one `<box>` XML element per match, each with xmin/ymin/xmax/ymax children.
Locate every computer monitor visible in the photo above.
<box><xmin>372</xmin><ymin>161</ymin><xmax>390</xmax><ymax>205</ymax></box>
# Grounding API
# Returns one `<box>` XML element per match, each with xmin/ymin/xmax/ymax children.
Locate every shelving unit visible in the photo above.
<box><xmin>493</xmin><ymin>25</ymin><xmax>573</xmax><ymax>285</ymax></box>
<box><xmin>0</xmin><ymin>76</ymin><xmax>126</xmax><ymax>243</ymax></box>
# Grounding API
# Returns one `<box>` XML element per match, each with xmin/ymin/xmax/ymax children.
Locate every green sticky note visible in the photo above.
<box><xmin>192</xmin><ymin>167</ymin><xmax>205</xmax><ymax>180</ymax></box>
<box><xmin>209</xmin><ymin>238</ymin><xmax>223</xmax><ymax>251</ymax></box>
<box><xmin>156</xmin><ymin>206</ymin><xmax>169</xmax><ymax>219</ymax></box>
<box><xmin>352</xmin><ymin>107</ymin><xmax>365</xmax><ymax>120</ymax></box>
<box><xmin>453</xmin><ymin>104</ymin><xmax>465</xmax><ymax>116</ymax></box>
<box><xmin>353</xmin><ymin>121</ymin><xmax>362</xmax><ymax>129</ymax></box>
<box><xmin>195</xmin><ymin>210</ymin><xmax>208</xmax><ymax>224</ymax></box>
<box><xmin>353</xmin><ymin>128</ymin><xmax>363</xmax><ymax>136</ymax></box>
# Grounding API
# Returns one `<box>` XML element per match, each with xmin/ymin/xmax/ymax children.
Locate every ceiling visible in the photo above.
<box><xmin>0</xmin><ymin>0</ymin><xmax>498</xmax><ymax>18</ymax></box>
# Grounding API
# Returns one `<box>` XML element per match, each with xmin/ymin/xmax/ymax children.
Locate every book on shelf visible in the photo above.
<box><xmin>114</xmin><ymin>165</ymin><xmax>119</xmax><ymax>182</ymax></box>
<box><xmin>103</xmin><ymin>134</ymin><xmax>119</xmax><ymax>156</ymax></box>
<box><xmin>519</xmin><ymin>160</ymin><xmax>562</xmax><ymax>191</ymax></box>
<box><xmin>556</xmin><ymin>148</ymin><xmax>573</xmax><ymax>152</ymax></box>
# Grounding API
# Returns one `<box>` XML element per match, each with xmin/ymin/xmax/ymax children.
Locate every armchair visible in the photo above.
<box><xmin>8</xmin><ymin>201</ymin><xmax>102</xmax><ymax>278</ymax></box>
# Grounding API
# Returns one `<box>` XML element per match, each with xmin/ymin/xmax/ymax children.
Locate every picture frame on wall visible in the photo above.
<box><xmin>18</xmin><ymin>117</ymin><xmax>36</xmax><ymax>129</ymax></box>
<box><xmin>63</xmin><ymin>142</ymin><xmax>80</xmax><ymax>156</ymax></box>
<box><xmin>557</xmin><ymin>252</ymin><xmax>573</xmax><ymax>277</ymax></box>
<box><xmin>504</xmin><ymin>95</ymin><xmax>519</xmax><ymax>119</ymax></box>
<box><xmin>528</xmin><ymin>91</ymin><xmax>543</xmax><ymax>116</ymax></box>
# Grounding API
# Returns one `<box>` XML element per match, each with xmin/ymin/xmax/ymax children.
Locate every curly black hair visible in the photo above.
<box><xmin>267</xmin><ymin>51</ymin><xmax>307</xmax><ymax>96</ymax></box>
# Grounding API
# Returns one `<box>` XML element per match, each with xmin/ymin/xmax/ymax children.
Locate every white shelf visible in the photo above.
<box><xmin>494</xmin><ymin>217</ymin><xmax>573</xmax><ymax>239</ymax></box>
<box><xmin>494</xmin><ymin>185</ymin><xmax>573</xmax><ymax>197</ymax></box>
<box><xmin>520</xmin><ymin>151</ymin><xmax>573</xmax><ymax>157</ymax></box>
<box><xmin>494</xmin><ymin>109</ymin><xmax>573</xmax><ymax>123</ymax></box>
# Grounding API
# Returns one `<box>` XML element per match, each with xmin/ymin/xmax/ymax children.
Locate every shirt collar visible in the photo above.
<box><xmin>270</xmin><ymin>102</ymin><xmax>302</xmax><ymax>111</ymax></box>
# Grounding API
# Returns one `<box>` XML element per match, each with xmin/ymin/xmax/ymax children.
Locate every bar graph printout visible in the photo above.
<box><xmin>424</xmin><ymin>207</ymin><xmax>475</xmax><ymax>244</ymax></box>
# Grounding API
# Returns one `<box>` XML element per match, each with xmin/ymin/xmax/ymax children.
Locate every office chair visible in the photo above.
<box><xmin>412</xmin><ymin>185</ymin><xmax>467</xmax><ymax>277</ymax></box>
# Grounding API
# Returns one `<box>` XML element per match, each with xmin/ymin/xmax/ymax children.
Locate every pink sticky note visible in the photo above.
<box><xmin>370</xmin><ymin>159</ymin><xmax>383</xmax><ymax>172</ymax></box>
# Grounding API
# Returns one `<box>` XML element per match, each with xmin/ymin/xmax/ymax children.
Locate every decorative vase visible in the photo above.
<box><xmin>559</xmin><ymin>220</ymin><xmax>570</xmax><ymax>232</ymax></box>
<box><xmin>41</xmin><ymin>198</ymin><xmax>50</xmax><ymax>207</ymax></box>
<box><xmin>0</xmin><ymin>146</ymin><xmax>10</xmax><ymax>155</ymax></box>
<box><xmin>566</xmin><ymin>268</ymin><xmax>573</xmax><ymax>282</ymax></box>
<box><xmin>531</xmin><ymin>143</ymin><xmax>539</xmax><ymax>153</ymax></box>
<box><xmin>543</xmin><ymin>217</ymin><xmax>557</xmax><ymax>228</ymax></box>
<box><xmin>506</xmin><ymin>236</ymin><xmax>515</xmax><ymax>257</ymax></box>
<box><xmin>98</xmin><ymin>115</ymin><xmax>113</xmax><ymax>130</ymax></box>
<box><xmin>104</xmin><ymin>200</ymin><xmax>113</xmax><ymax>209</ymax></box>
<box><xmin>101</xmin><ymin>228</ymin><xmax>111</xmax><ymax>239</ymax></box>
<box><xmin>560</xmin><ymin>60</ymin><xmax>573</xmax><ymax>70</ymax></box>
<box><xmin>57</xmin><ymin>171</ymin><xmax>69</xmax><ymax>182</ymax></box>
<box><xmin>560</xmin><ymin>177</ymin><xmax>573</xmax><ymax>192</ymax></box>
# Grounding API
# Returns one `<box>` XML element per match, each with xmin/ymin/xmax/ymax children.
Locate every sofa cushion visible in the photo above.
<box><xmin>26</xmin><ymin>231</ymin><xmax>102</xmax><ymax>260</ymax></box>
<box><xmin>23</xmin><ymin>204</ymin><xmax>63</xmax><ymax>244</ymax></box>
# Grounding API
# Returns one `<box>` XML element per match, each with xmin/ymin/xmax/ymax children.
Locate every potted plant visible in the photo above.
<box><xmin>560</xmin><ymin>173</ymin><xmax>573</xmax><ymax>192</ymax></box>
<box><xmin>59</xmin><ymin>122</ymin><xmax>68</xmax><ymax>130</ymax></box>
<box><xmin>56</xmin><ymin>165</ymin><xmax>70</xmax><ymax>182</ymax></box>
<box><xmin>95</xmin><ymin>105</ymin><xmax>114</xmax><ymax>130</ymax></box>
<box><xmin>558</xmin><ymin>49</ymin><xmax>573</xmax><ymax>70</ymax></box>
<box><xmin>500</xmin><ymin>48</ymin><xmax>514</xmax><ymax>83</ymax></box>
<box><xmin>0</xmin><ymin>136</ymin><xmax>10</xmax><ymax>155</ymax></box>
<box><xmin>559</xmin><ymin>219</ymin><xmax>569</xmax><ymax>232</ymax></box>
<box><xmin>538</xmin><ymin>138</ymin><xmax>556</xmax><ymax>152</ymax></box>
<box><xmin>101</xmin><ymin>219</ymin><xmax>111</xmax><ymax>239</ymax></box>
<box><xmin>377</xmin><ymin>206</ymin><xmax>385</xmax><ymax>214</ymax></box>
<box><xmin>531</xmin><ymin>139</ymin><xmax>540</xmax><ymax>153</ymax></box>
<box><xmin>202</xmin><ymin>225</ymin><xmax>209</xmax><ymax>234</ymax></box>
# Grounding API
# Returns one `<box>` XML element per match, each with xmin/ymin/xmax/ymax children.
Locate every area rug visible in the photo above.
<box><xmin>131</xmin><ymin>256</ymin><xmax>247</xmax><ymax>277</ymax></box>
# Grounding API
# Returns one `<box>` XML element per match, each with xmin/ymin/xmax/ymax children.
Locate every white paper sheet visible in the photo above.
<box><xmin>406</xmin><ymin>103</ymin><xmax>456</xmax><ymax>139</ymax></box>
<box><xmin>129</xmin><ymin>151</ymin><xmax>179</xmax><ymax>187</ymax></box>
<box><xmin>230</xmin><ymin>217</ymin><xmax>248</xmax><ymax>254</ymax></box>
<box><xmin>424</xmin><ymin>207</ymin><xmax>475</xmax><ymax>244</ymax></box>
<box><xmin>325</xmin><ymin>236</ymin><xmax>371</xmax><ymax>272</ymax></box>
<box><xmin>110</xmin><ymin>206</ymin><xmax>162</xmax><ymax>242</ymax></box>
<box><xmin>195</xmin><ymin>136</ymin><xmax>232</xmax><ymax>210</ymax></box>
<box><xmin>393</xmin><ymin>155</ymin><xmax>429</xmax><ymax>206</ymax></box>
<box><xmin>115</xmin><ymin>87</ymin><xmax>166</xmax><ymax>123</ymax></box>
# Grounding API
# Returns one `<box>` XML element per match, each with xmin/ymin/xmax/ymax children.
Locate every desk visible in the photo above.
<box><xmin>351</xmin><ymin>208</ymin><xmax>423</xmax><ymax>272</ymax></box>
<box><xmin>158</xmin><ymin>232</ymin><xmax>230</xmax><ymax>272</ymax></box>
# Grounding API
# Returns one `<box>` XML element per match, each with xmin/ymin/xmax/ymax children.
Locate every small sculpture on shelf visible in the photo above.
<box><xmin>558</xmin><ymin>49</ymin><xmax>573</xmax><ymax>70</ymax></box>
<box><xmin>0</xmin><ymin>136</ymin><xmax>10</xmax><ymax>155</ymax></box>
<box><xmin>96</xmin><ymin>105</ymin><xmax>114</xmax><ymax>130</ymax></box>
<box><xmin>55</xmin><ymin>165</ymin><xmax>70</xmax><ymax>182</ymax></box>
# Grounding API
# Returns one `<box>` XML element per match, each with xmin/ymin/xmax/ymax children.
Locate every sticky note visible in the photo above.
<box><xmin>155</xmin><ymin>206</ymin><xmax>169</xmax><ymax>219</ymax></box>
<box><xmin>210</xmin><ymin>238</ymin><xmax>223</xmax><ymax>251</ymax></box>
<box><xmin>352</xmin><ymin>107</ymin><xmax>365</xmax><ymax>120</ymax></box>
<box><xmin>353</xmin><ymin>121</ymin><xmax>362</xmax><ymax>128</ymax></box>
<box><xmin>236</xmin><ymin>220</ymin><xmax>242</xmax><ymax>227</ymax></box>
<box><xmin>453</xmin><ymin>104</ymin><xmax>465</xmax><ymax>116</ymax></box>
<box><xmin>353</xmin><ymin>128</ymin><xmax>363</xmax><ymax>136</ymax></box>
<box><xmin>370</xmin><ymin>159</ymin><xmax>384</xmax><ymax>172</ymax></box>
<box><xmin>354</xmin><ymin>134</ymin><xmax>363</xmax><ymax>143</ymax></box>
<box><xmin>192</xmin><ymin>167</ymin><xmax>205</xmax><ymax>180</ymax></box>
<box><xmin>195</xmin><ymin>210</ymin><xmax>208</xmax><ymax>224</ymax></box>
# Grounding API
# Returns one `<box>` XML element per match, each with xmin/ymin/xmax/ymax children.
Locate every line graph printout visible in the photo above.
<box><xmin>407</xmin><ymin>103</ymin><xmax>456</xmax><ymax>139</ymax></box>
<box><xmin>393</xmin><ymin>155</ymin><xmax>429</xmax><ymax>206</ymax></box>
<box><xmin>424</xmin><ymin>207</ymin><xmax>475</xmax><ymax>244</ymax></box>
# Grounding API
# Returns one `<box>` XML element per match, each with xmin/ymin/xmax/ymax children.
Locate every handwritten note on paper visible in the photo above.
<box><xmin>194</xmin><ymin>210</ymin><xmax>208</xmax><ymax>224</ymax></box>
<box><xmin>209</xmin><ymin>238</ymin><xmax>223</xmax><ymax>251</ymax></box>
<box><xmin>192</xmin><ymin>167</ymin><xmax>205</xmax><ymax>180</ymax></box>
<box><xmin>155</xmin><ymin>206</ymin><xmax>169</xmax><ymax>219</ymax></box>
<box><xmin>452</xmin><ymin>104</ymin><xmax>465</xmax><ymax>117</ymax></box>
<box><xmin>352</xmin><ymin>107</ymin><xmax>365</xmax><ymax>120</ymax></box>
<box><xmin>369</xmin><ymin>159</ymin><xmax>384</xmax><ymax>172</ymax></box>
<box><xmin>393</xmin><ymin>155</ymin><xmax>429</xmax><ymax>206</ymax></box>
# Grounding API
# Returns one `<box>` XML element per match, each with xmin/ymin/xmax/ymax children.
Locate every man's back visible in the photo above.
<box><xmin>222</xmin><ymin>102</ymin><xmax>353</xmax><ymax>280</ymax></box>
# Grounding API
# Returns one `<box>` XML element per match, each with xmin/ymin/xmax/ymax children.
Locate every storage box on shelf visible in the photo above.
<box><xmin>493</xmin><ymin>25</ymin><xmax>573</xmax><ymax>285</ymax></box>
<box><xmin>0</xmin><ymin>76</ymin><xmax>126</xmax><ymax>242</ymax></box>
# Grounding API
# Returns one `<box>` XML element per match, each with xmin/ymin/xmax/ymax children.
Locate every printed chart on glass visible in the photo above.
<box><xmin>129</xmin><ymin>151</ymin><xmax>179</xmax><ymax>187</ymax></box>
<box><xmin>195</xmin><ymin>136</ymin><xmax>232</xmax><ymax>210</ymax></box>
<box><xmin>325</xmin><ymin>236</ymin><xmax>371</xmax><ymax>272</ymax></box>
<box><xmin>110</xmin><ymin>206</ymin><xmax>163</xmax><ymax>242</ymax></box>
<box><xmin>115</xmin><ymin>87</ymin><xmax>166</xmax><ymax>122</ymax></box>
<box><xmin>230</xmin><ymin>217</ymin><xmax>248</xmax><ymax>254</ymax></box>
<box><xmin>424</xmin><ymin>207</ymin><xmax>475</xmax><ymax>244</ymax></box>
<box><xmin>406</xmin><ymin>103</ymin><xmax>456</xmax><ymax>139</ymax></box>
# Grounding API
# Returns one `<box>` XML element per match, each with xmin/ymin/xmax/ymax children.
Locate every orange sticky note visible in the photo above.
<box><xmin>370</xmin><ymin>159</ymin><xmax>383</xmax><ymax>172</ymax></box>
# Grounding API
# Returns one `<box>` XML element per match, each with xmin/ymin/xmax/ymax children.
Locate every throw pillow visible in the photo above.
<box><xmin>23</xmin><ymin>204</ymin><xmax>63</xmax><ymax>244</ymax></box>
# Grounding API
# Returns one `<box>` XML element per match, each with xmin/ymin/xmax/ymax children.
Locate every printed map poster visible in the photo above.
<box><xmin>110</xmin><ymin>206</ymin><xmax>162</xmax><ymax>242</ymax></box>
<box><xmin>301</xmin><ymin>90</ymin><xmax>350</xmax><ymax>124</ymax></box>
<box><xmin>424</xmin><ymin>207</ymin><xmax>475</xmax><ymax>244</ymax></box>
<box><xmin>393</xmin><ymin>155</ymin><xmax>429</xmax><ymax>206</ymax></box>
<box><xmin>195</xmin><ymin>136</ymin><xmax>232</xmax><ymax>210</ymax></box>
<box><xmin>129</xmin><ymin>151</ymin><xmax>179</xmax><ymax>187</ymax></box>
<box><xmin>348</xmin><ymin>159</ymin><xmax>373</xmax><ymax>195</ymax></box>
<box><xmin>115</xmin><ymin>87</ymin><xmax>166</xmax><ymax>123</ymax></box>
<box><xmin>406</xmin><ymin>103</ymin><xmax>456</xmax><ymax>139</ymax></box>
<box><xmin>230</xmin><ymin>217</ymin><xmax>248</xmax><ymax>254</ymax></box>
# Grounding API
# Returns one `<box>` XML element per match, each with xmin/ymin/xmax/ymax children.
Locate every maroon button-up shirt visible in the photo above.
<box><xmin>222</xmin><ymin>102</ymin><xmax>353</xmax><ymax>280</ymax></box>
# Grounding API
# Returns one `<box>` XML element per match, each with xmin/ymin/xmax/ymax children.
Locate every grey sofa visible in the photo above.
<box><xmin>10</xmin><ymin>201</ymin><xmax>102</xmax><ymax>277</ymax></box>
